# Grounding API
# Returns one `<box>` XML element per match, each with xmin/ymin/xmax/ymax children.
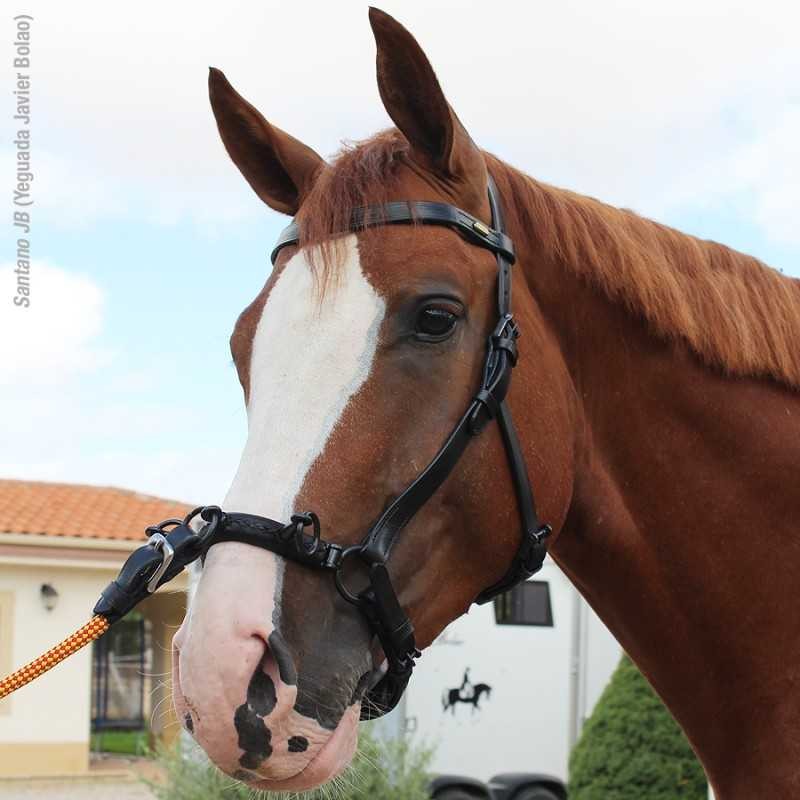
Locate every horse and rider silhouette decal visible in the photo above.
<box><xmin>442</xmin><ymin>669</ymin><xmax>493</xmax><ymax>715</ymax></box>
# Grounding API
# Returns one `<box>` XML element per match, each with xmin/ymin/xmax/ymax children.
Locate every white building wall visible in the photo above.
<box><xmin>370</xmin><ymin>560</ymin><xmax>622</xmax><ymax>784</ymax></box>
<box><xmin>0</xmin><ymin>545</ymin><xmax>188</xmax><ymax>777</ymax></box>
<box><xmin>0</xmin><ymin>562</ymin><xmax>102</xmax><ymax>745</ymax></box>
<box><xmin>579</xmin><ymin>601</ymin><xmax>624</xmax><ymax>732</ymax></box>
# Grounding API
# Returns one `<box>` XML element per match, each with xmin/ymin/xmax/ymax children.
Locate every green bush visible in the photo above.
<box><xmin>569</xmin><ymin>655</ymin><xmax>707</xmax><ymax>800</ymax></box>
<box><xmin>146</xmin><ymin>727</ymin><xmax>434</xmax><ymax>800</ymax></box>
<box><xmin>91</xmin><ymin>728</ymin><xmax>148</xmax><ymax>755</ymax></box>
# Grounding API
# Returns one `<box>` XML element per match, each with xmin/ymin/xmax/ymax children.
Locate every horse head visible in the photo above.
<box><xmin>172</xmin><ymin>8</ymin><xmax>574</xmax><ymax>792</ymax></box>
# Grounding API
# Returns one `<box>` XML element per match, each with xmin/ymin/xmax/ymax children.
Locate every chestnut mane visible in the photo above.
<box><xmin>298</xmin><ymin>129</ymin><xmax>800</xmax><ymax>390</ymax></box>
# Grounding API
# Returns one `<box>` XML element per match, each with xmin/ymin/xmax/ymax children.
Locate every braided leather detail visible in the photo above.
<box><xmin>0</xmin><ymin>615</ymin><xmax>109</xmax><ymax>699</ymax></box>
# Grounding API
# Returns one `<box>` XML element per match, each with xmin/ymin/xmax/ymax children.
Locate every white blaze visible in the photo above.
<box><xmin>173</xmin><ymin>237</ymin><xmax>382</xmax><ymax>781</ymax></box>
<box><xmin>220</xmin><ymin>235</ymin><xmax>385</xmax><ymax>616</ymax></box>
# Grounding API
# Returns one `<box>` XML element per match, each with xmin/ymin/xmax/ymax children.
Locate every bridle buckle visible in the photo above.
<box><xmin>533</xmin><ymin>523</ymin><xmax>552</xmax><ymax>545</ymax></box>
<box><xmin>472</xmin><ymin>219</ymin><xmax>491</xmax><ymax>237</ymax></box>
<box><xmin>146</xmin><ymin>532</ymin><xmax>175</xmax><ymax>593</ymax></box>
<box><xmin>490</xmin><ymin>312</ymin><xmax>517</xmax><ymax>337</ymax></box>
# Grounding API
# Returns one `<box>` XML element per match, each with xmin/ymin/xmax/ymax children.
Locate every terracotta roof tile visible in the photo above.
<box><xmin>0</xmin><ymin>479</ymin><xmax>192</xmax><ymax>542</ymax></box>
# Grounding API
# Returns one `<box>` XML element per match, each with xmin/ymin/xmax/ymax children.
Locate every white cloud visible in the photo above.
<box><xmin>26</xmin><ymin>149</ymin><xmax>129</xmax><ymax>229</ymax></box>
<box><xmin>2</xmin><ymin>1</ymin><xmax>798</xmax><ymax>505</ymax></box>
<box><xmin>0</xmin><ymin>260</ymin><xmax>110</xmax><ymax>385</ymax></box>
<box><xmin>0</xmin><ymin>260</ymin><xmax>241</xmax><ymax>504</ymax></box>
<box><xmin>665</xmin><ymin>106</ymin><xmax>800</xmax><ymax>247</ymax></box>
<box><xmin>11</xmin><ymin>0</ymin><xmax>800</xmax><ymax>241</ymax></box>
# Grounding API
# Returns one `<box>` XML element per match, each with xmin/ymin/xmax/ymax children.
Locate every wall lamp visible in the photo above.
<box><xmin>40</xmin><ymin>583</ymin><xmax>59</xmax><ymax>612</ymax></box>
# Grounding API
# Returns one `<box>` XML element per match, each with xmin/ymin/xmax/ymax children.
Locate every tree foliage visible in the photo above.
<box><xmin>569</xmin><ymin>655</ymin><xmax>707</xmax><ymax>800</ymax></box>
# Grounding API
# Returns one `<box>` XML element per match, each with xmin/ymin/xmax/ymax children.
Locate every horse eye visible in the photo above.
<box><xmin>415</xmin><ymin>307</ymin><xmax>458</xmax><ymax>340</ymax></box>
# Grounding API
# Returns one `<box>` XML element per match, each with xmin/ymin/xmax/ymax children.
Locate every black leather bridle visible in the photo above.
<box><xmin>94</xmin><ymin>176</ymin><xmax>550</xmax><ymax>720</ymax></box>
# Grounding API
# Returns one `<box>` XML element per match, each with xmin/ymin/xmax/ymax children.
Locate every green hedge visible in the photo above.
<box><xmin>146</xmin><ymin>727</ymin><xmax>434</xmax><ymax>800</ymax></box>
<box><xmin>569</xmin><ymin>655</ymin><xmax>707</xmax><ymax>800</ymax></box>
<box><xmin>91</xmin><ymin>728</ymin><xmax>148</xmax><ymax>755</ymax></box>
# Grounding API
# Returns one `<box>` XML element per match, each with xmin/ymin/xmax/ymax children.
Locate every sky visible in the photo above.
<box><xmin>0</xmin><ymin>0</ymin><xmax>798</xmax><ymax>505</ymax></box>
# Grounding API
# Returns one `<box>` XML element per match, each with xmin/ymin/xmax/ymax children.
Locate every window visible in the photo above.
<box><xmin>494</xmin><ymin>580</ymin><xmax>553</xmax><ymax>626</ymax></box>
<box><xmin>0</xmin><ymin>591</ymin><xmax>13</xmax><ymax>714</ymax></box>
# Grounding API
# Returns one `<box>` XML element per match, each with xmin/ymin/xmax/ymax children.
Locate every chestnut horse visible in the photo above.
<box><xmin>172</xmin><ymin>9</ymin><xmax>800</xmax><ymax>798</ymax></box>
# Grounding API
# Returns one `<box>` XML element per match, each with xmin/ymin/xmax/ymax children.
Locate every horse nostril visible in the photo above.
<box><xmin>288</xmin><ymin>735</ymin><xmax>309</xmax><ymax>753</ymax></box>
<box><xmin>233</xmin><ymin>648</ymin><xmax>281</xmax><ymax>772</ymax></box>
<box><xmin>268</xmin><ymin>630</ymin><xmax>297</xmax><ymax>686</ymax></box>
<box><xmin>246</xmin><ymin>663</ymin><xmax>278</xmax><ymax>716</ymax></box>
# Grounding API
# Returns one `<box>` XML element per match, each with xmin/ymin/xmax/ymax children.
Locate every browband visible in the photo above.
<box><xmin>270</xmin><ymin>200</ymin><xmax>516</xmax><ymax>265</ymax></box>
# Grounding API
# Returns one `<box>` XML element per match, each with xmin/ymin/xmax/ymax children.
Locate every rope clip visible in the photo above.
<box><xmin>145</xmin><ymin>532</ymin><xmax>175</xmax><ymax>593</ymax></box>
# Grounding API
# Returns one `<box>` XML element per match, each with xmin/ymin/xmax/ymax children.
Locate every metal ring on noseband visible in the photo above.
<box><xmin>290</xmin><ymin>512</ymin><xmax>321</xmax><ymax>557</ymax></box>
<box><xmin>333</xmin><ymin>545</ymin><xmax>375</xmax><ymax>608</ymax></box>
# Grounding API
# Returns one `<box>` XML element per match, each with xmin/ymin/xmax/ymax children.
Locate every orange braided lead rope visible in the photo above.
<box><xmin>0</xmin><ymin>614</ymin><xmax>110</xmax><ymax>700</ymax></box>
<box><xmin>0</xmin><ymin>509</ymin><xmax>205</xmax><ymax>701</ymax></box>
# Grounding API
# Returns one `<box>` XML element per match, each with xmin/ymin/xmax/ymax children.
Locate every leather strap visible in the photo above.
<box><xmin>359</xmin><ymin>178</ymin><xmax>549</xmax><ymax>603</ymax></box>
<box><xmin>359</xmin><ymin>313</ymin><xmax>521</xmax><ymax>565</ymax></box>
<box><xmin>206</xmin><ymin>512</ymin><xmax>345</xmax><ymax>571</ymax></box>
<box><xmin>474</xmin><ymin>400</ymin><xmax>551</xmax><ymax>603</ymax></box>
<box><xmin>271</xmin><ymin>199</ymin><xmax>516</xmax><ymax>266</ymax></box>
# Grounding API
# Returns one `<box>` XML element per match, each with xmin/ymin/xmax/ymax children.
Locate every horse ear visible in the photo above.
<box><xmin>368</xmin><ymin>8</ymin><xmax>486</xmax><ymax>203</ymax></box>
<box><xmin>208</xmin><ymin>68</ymin><xmax>324</xmax><ymax>215</ymax></box>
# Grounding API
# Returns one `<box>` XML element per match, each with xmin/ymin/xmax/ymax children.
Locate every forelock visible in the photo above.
<box><xmin>295</xmin><ymin>129</ymin><xmax>410</xmax><ymax>286</ymax></box>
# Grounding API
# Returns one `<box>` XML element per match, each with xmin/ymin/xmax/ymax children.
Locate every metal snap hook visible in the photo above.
<box><xmin>146</xmin><ymin>532</ymin><xmax>175</xmax><ymax>593</ymax></box>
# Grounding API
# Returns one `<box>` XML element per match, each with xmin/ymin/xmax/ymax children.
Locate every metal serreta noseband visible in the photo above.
<box><xmin>93</xmin><ymin>177</ymin><xmax>551</xmax><ymax>720</ymax></box>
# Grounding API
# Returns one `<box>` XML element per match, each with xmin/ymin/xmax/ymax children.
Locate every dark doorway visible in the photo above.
<box><xmin>90</xmin><ymin>612</ymin><xmax>152</xmax><ymax>755</ymax></box>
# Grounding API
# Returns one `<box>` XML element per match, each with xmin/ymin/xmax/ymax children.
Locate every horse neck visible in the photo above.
<box><xmin>502</xmin><ymin>175</ymin><xmax>800</xmax><ymax>799</ymax></box>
